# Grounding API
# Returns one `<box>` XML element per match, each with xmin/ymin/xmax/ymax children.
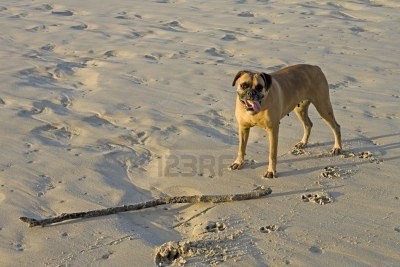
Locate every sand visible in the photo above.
<box><xmin>1</xmin><ymin>0</ymin><xmax>399</xmax><ymax>266</ymax></box>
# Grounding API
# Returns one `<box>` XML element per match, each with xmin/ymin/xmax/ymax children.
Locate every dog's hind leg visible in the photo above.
<box><xmin>294</xmin><ymin>100</ymin><xmax>313</xmax><ymax>149</ymax></box>
<box><xmin>312</xmin><ymin>99</ymin><xmax>342</xmax><ymax>155</ymax></box>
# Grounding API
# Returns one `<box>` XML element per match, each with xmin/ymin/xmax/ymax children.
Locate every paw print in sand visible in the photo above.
<box><xmin>205</xmin><ymin>221</ymin><xmax>226</xmax><ymax>232</ymax></box>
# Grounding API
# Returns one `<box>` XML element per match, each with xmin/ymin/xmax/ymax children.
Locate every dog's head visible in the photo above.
<box><xmin>232</xmin><ymin>70</ymin><xmax>272</xmax><ymax>114</ymax></box>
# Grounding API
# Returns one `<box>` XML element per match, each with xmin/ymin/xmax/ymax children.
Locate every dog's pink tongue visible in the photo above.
<box><xmin>247</xmin><ymin>100</ymin><xmax>261</xmax><ymax>113</ymax></box>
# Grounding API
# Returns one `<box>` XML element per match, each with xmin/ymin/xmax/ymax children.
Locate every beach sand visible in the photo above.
<box><xmin>1</xmin><ymin>0</ymin><xmax>399</xmax><ymax>266</ymax></box>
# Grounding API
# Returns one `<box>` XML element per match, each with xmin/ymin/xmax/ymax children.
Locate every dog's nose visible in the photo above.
<box><xmin>245</xmin><ymin>90</ymin><xmax>256</xmax><ymax>99</ymax></box>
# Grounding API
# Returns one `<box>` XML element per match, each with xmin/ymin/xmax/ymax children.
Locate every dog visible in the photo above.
<box><xmin>229</xmin><ymin>64</ymin><xmax>342</xmax><ymax>178</ymax></box>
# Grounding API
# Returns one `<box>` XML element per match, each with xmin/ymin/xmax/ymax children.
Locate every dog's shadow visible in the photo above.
<box><xmin>247</xmin><ymin>132</ymin><xmax>400</xmax><ymax>177</ymax></box>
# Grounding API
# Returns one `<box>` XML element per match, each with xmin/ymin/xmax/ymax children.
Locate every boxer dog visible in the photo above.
<box><xmin>229</xmin><ymin>64</ymin><xmax>342</xmax><ymax>178</ymax></box>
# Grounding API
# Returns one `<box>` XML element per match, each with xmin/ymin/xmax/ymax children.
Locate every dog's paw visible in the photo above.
<box><xmin>229</xmin><ymin>161</ymin><xmax>244</xmax><ymax>170</ymax></box>
<box><xmin>331</xmin><ymin>147</ymin><xmax>342</xmax><ymax>155</ymax></box>
<box><xmin>263</xmin><ymin>171</ymin><xmax>277</xmax><ymax>179</ymax></box>
<box><xmin>294</xmin><ymin>141</ymin><xmax>307</xmax><ymax>149</ymax></box>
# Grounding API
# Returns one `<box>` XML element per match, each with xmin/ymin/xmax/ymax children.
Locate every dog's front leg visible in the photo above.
<box><xmin>264</xmin><ymin>125</ymin><xmax>279</xmax><ymax>178</ymax></box>
<box><xmin>229</xmin><ymin>126</ymin><xmax>250</xmax><ymax>170</ymax></box>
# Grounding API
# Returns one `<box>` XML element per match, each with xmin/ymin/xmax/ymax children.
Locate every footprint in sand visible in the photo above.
<box><xmin>33</xmin><ymin>99</ymin><xmax>70</xmax><ymax>115</ymax></box>
<box><xmin>154</xmin><ymin>241</ymin><xmax>190</xmax><ymax>266</ymax></box>
<box><xmin>205</xmin><ymin>221</ymin><xmax>226</xmax><ymax>232</ymax></box>
<box><xmin>205</xmin><ymin>47</ymin><xmax>233</xmax><ymax>58</ymax></box>
<box><xmin>96</xmin><ymin>142</ymin><xmax>152</xmax><ymax>179</ymax></box>
<box><xmin>318</xmin><ymin>166</ymin><xmax>351</xmax><ymax>184</ymax></box>
<box><xmin>196</xmin><ymin>109</ymin><xmax>229</xmax><ymax>128</ymax></box>
<box><xmin>18</xmin><ymin>64</ymin><xmax>68</xmax><ymax>86</ymax></box>
<box><xmin>115</xmin><ymin>12</ymin><xmax>142</xmax><ymax>20</ymax></box>
<box><xmin>161</xmin><ymin>20</ymin><xmax>186</xmax><ymax>32</ymax></box>
<box><xmin>329</xmin><ymin>76</ymin><xmax>357</xmax><ymax>89</ymax></box>
<box><xmin>83</xmin><ymin>114</ymin><xmax>118</xmax><ymax>128</ymax></box>
<box><xmin>36</xmin><ymin>174</ymin><xmax>56</xmax><ymax>197</ymax></box>
<box><xmin>60</xmin><ymin>94</ymin><xmax>72</xmax><ymax>107</ymax></box>
<box><xmin>122</xmin><ymin>31</ymin><xmax>141</xmax><ymax>39</ymax></box>
<box><xmin>27</xmin><ymin>24</ymin><xmax>60</xmax><ymax>32</ymax></box>
<box><xmin>24</xmin><ymin>142</ymin><xmax>39</xmax><ymax>155</ymax></box>
<box><xmin>125</xmin><ymin>73</ymin><xmax>148</xmax><ymax>85</ymax></box>
<box><xmin>49</xmin><ymin>60</ymin><xmax>99</xmax><ymax>88</ymax></box>
<box><xmin>104</xmin><ymin>50</ymin><xmax>119</xmax><ymax>57</ymax></box>
<box><xmin>101</xmin><ymin>252</ymin><xmax>113</xmax><ymax>260</ymax></box>
<box><xmin>349</xmin><ymin>26</ymin><xmax>365</xmax><ymax>34</ymax></box>
<box><xmin>71</xmin><ymin>23</ymin><xmax>88</xmax><ymax>30</ymax></box>
<box><xmin>201</xmin><ymin>94</ymin><xmax>220</xmax><ymax>106</ymax></box>
<box><xmin>155</xmin><ymin>236</ymin><xmax>240</xmax><ymax>266</ymax></box>
<box><xmin>41</xmin><ymin>43</ymin><xmax>56</xmax><ymax>51</ymax></box>
<box><xmin>157</xmin><ymin>125</ymin><xmax>181</xmax><ymax>147</ymax></box>
<box><xmin>260</xmin><ymin>224</ymin><xmax>279</xmax><ymax>233</ymax></box>
<box><xmin>52</xmin><ymin>10</ymin><xmax>74</xmax><ymax>16</ymax></box>
<box><xmin>14</xmin><ymin>243</ymin><xmax>24</xmax><ymax>252</ymax></box>
<box><xmin>290</xmin><ymin>147</ymin><xmax>307</xmax><ymax>156</ymax></box>
<box><xmin>238</xmin><ymin>11</ymin><xmax>255</xmax><ymax>17</ymax></box>
<box><xmin>144</xmin><ymin>54</ymin><xmax>159</xmax><ymax>62</ymax></box>
<box><xmin>342</xmin><ymin>150</ymin><xmax>381</xmax><ymax>163</ymax></box>
<box><xmin>31</xmin><ymin>123</ymin><xmax>80</xmax><ymax>146</ymax></box>
<box><xmin>302</xmin><ymin>193</ymin><xmax>332</xmax><ymax>205</ymax></box>
<box><xmin>52</xmin><ymin>61</ymin><xmax>84</xmax><ymax>79</ymax></box>
<box><xmin>309</xmin><ymin>246</ymin><xmax>323</xmax><ymax>254</ymax></box>
<box><xmin>34</xmin><ymin>4</ymin><xmax>53</xmax><ymax>11</ymax></box>
<box><xmin>320</xmin><ymin>166</ymin><xmax>341</xmax><ymax>179</ymax></box>
<box><xmin>27</xmin><ymin>25</ymin><xmax>47</xmax><ymax>32</ymax></box>
<box><xmin>222</xmin><ymin>34</ymin><xmax>237</xmax><ymax>41</ymax></box>
<box><xmin>10</xmin><ymin>13</ymin><xmax>28</xmax><ymax>19</ymax></box>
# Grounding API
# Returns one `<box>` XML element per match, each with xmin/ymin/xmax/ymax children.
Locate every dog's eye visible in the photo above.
<box><xmin>255</xmin><ymin>85</ymin><xmax>263</xmax><ymax>91</ymax></box>
<box><xmin>241</xmin><ymin>83</ymin><xmax>249</xmax><ymax>90</ymax></box>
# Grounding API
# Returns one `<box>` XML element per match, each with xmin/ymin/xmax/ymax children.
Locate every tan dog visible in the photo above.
<box><xmin>229</xmin><ymin>64</ymin><xmax>342</xmax><ymax>178</ymax></box>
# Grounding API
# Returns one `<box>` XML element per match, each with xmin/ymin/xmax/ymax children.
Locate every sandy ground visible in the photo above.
<box><xmin>1</xmin><ymin>0</ymin><xmax>400</xmax><ymax>266</ymax></box>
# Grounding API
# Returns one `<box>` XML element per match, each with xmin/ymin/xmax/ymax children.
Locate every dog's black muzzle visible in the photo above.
<box><xmin>238</xmin><ymin>90</ymin><xmax>263</xmax><ymax>111</ymax></box>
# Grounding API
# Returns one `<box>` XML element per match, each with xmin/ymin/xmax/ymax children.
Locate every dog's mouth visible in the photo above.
<box><xmin>237</xmin><ymin>89</ymin><xmax>265</xmax><ymax>114</ymax></box>
<box><xmin>241</xmin><ymin>99</ymin><xmax>262</xmax><ymax>113</ymax></box>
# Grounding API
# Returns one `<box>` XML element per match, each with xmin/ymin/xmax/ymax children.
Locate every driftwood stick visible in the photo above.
<box><xmin>20</xmin><ymin>187</ymin><xmax>272</xmax><ymax>228</ymax></box>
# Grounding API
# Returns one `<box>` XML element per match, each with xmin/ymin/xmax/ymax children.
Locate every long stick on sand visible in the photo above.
<box><xmin>20</xmin><ymin>187</ymin><xmax>272</xmax><ymax>227</ymax></box>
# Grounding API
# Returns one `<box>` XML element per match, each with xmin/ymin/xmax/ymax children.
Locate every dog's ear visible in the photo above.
<box><xmin>260</xmin><ymin>72</ymin><xmax>272</xmax><ymax>89</ymax></box>
<box><xmin>232</xmin><ymin>71</ymin><xmax>247</xmax><ymax>87</ymax></box>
